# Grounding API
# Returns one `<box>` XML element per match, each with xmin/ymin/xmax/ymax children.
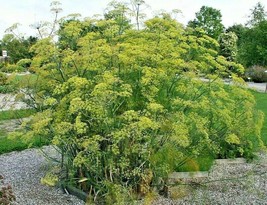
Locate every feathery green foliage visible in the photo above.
<box><xmin>16</xmin><ymin>13</ymin><xmax>264</xmax><ymax>203</ymax></box>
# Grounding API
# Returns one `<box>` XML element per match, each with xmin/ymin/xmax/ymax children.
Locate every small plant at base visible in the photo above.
<box><xmin>0</xmin><ymin>175</ymin><xmax>16</xmax><ymax>205</ymax></box>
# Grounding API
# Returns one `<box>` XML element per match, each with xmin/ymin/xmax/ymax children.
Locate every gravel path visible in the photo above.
<box><xmin>0</xmin><ymin>146</ymin><xmax>85</xmax><ymax>205</ymax></box>
<box><xmin>247</xmin><ymin>82</ymin><xmax>267</xmax><ymax>93</ymax></box>
<box><xmin>0</xmin><ymin>118</ymin><xmax>26</xmax><ymax>133</ymax></box>
<box><xmin>0</xmin><ymin>94</ymin><xmax>28</xmax><ymax>111</ymax></box>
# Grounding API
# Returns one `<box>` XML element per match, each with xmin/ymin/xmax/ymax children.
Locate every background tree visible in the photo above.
<box><xmin>238</xmin><ymin>20</ymin><xmax>267</xmax><ymax>67</ymax></box>
<box><xmin>225</xmin><ymin>3</ymin><xmax>267</xmax><ymax>82</ymax></box>
<box><xmin>226</xmin><ymin>24</ymin><xmax>247</xmax><ymax>47</ymax></box>
<box><xmin>188</xmin><ymin>6</ymin><xmax>224</xmax><ymax>39</ymax></box>
<box><xmin>0</xmin><ymin>34</ymin><xmax>37</xmax><ymax>64</ymax></box>
<box><xmin>246</xmin><ymin>2</ymin><xmax>267</xmax><ymax>27</ymax></box>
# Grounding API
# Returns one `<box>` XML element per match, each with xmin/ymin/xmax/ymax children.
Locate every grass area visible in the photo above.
<box><xmin>251</xmin><ymin>90</ymin><xmax>267</xmax><ymax>145</ymax></box>
<box><xmin>0</xmin><ymin>109</ymin><xmax>36</xmax><ymax>121</ymax></box>
<box><xmin>0</xmin><ymin>135</ymin><xmax>48</xmax><ymax>155</ymax></box>
<box><xmin>0</xmin><ymin>108</ymin><xmax>42</xmax><ymax>154</ymax></box>
<box><xmin>7</xmin><ymin>73</ymin><xmax>37</xmax><ymax>84</ymax></box>
<box><xmin>0</xmin><ymin>73</ymin><xmax>37</xmax><ymax>93</ymax></box>
<box><xmin>0</xmin><ymin>129</ymin><xmax>7</xmax><ymax>138</ymax></box>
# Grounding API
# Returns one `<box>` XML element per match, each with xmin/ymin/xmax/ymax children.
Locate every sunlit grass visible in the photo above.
<box><xmin>251</xmin><ymin>90</ymin><xmax>267</xmax><ymax>145</ymax></box>
<box><xmin>7</xmin><ymin>73</ymin><xmax>37</xmax><ymax>84</ymax></box>
<box><xmin>0</xmin><ymin>107</ymin><xmax>41</xmax><ymax>154</ymax></box>
<box><xmin>0</xmin><ymin>109</ymin><xmax>35</xmax><ymax>121</ymax></box>
<box><xmin>0</xmin><ymin>135</ymin><xmax>48</xmax><ymax>154</ymax></box>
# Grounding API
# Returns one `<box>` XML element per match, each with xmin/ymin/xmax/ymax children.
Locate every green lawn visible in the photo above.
<box><xmin>0</xmin><ymin>136</ymin><xmax>28</xmax><ymax>154</ymax></box>
<box><xmin>0</xmin><ymin>109</ymin><xmax>36</xmax><ymax>121</ymax></box>
<box><xmin>8</xmin><ymin>73</ymin><xmax>37</xmax><ymax>84</ymax></box>
<box><xmin>0</xmin><ymin>108</ymin><xmax>44</xmax><ymax>154</ymax></box>
<box><xmin>0</xmin><ymin>135</ymin><xmax>48</xmax><ymax>154</ymax></box>
<box><xmin>251</xmin><ymin>90</ymin><xmax>267</xmax><ymax>145</ymax></box>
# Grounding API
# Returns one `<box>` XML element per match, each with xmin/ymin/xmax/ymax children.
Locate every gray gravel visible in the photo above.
<box><xmin>0</xmin><ymin>94</ymin><xmax>28</xmax><ymax>111</ymax></box>
<box><xmin>247</xmin><ymin>82</ymin><xmax>267</xmax><ymax>93</ymax></box>
<box><xmin>0</xmin><ymin>118</ymin><xmax>27</xmax><ymax>133</ymax></box>
<box><xmin>0</xmin><ymin>146</ymin><xmax>85</xmax><ymax>205</ymax></box>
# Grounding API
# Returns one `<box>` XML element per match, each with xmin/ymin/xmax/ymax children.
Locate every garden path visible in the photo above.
<box><xmin>0</xmin><ymin>94</ymin><xmax>28</xmax><ymax>111</ymax></box>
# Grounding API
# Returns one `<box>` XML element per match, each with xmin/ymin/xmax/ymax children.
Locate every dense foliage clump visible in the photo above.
<box><xmin>15</xmin><ymin>12</ymin><xmax>264</xmax><ymax>204</ymax></box>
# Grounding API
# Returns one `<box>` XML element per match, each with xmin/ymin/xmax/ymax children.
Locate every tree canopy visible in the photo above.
<box><xmin>188</xmin><ymin>6</ymin><xmax>224</xmax><ymax>39</ymax></box>
<box><xmin>246</xmin><ymin>2</ymin><xmax>267</xmax><ymax>27</ymax></box>
<box><xmin>238</xmin><ymin>20</ymin><xmax>267</xmax><ymax>67</ymax></box>
<box><xmin>0</xmin><ymin>34</ymin><xmax>37</xmax><ymax>64</ymax></box>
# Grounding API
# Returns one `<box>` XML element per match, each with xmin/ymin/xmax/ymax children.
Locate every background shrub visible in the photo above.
<box><xmin>246</xmin><ymin>65</ymin><xmax>267</xmax><ymax>83</ymax></box>
<box><xmin>1</xmin><ymin>64</ymin><xmax>27</xmax><ymax>73</ymax></box>
<box><xmin>0</xmin><ymin>72</ymin><xmax>16</xmax><ymax>93</ymax></box>
<box><xmin>0</xmin><ymin>62</ymin><xmax>4</xmax><ymax>69</ymax></box>
<box><xmin>0</xmin><ymin>72</ymin><xmax>7</xmax><ymax>85</ymax></box>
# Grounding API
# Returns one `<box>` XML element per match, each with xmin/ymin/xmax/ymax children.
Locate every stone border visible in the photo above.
<box><xmin>63</xmin><ymin>185</ymin><xmax>88</xmax><ymax>201</ymax></box>
<box><xmin>168</xmin><ymin>158</ymin><xmax>246</xmax><ymax>185</ymax></box>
